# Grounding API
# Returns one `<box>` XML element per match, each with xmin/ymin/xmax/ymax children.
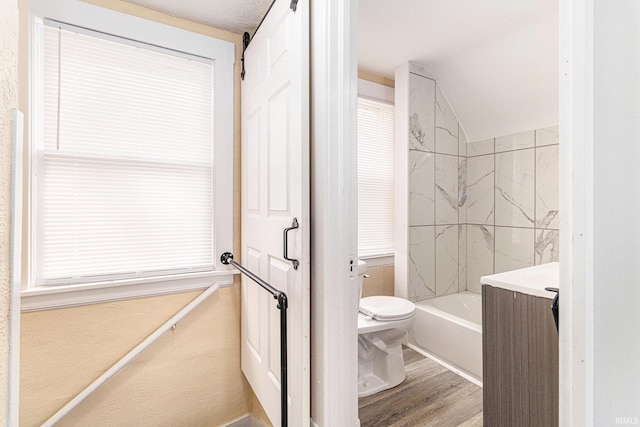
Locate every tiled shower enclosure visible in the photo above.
<box><xmin>395</xmin><ymin>63</ymin><xmax>559</xmax><ymax>302</ymax></box>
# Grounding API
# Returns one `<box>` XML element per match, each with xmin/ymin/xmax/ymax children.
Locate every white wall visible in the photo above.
<box><xmin>593</xmin><ymin>0</ymin><xmax>640</xmax><ymax>422</ymax></box>
<box><xmin>562</xmin><ymin>0</ymin><xmax>640</xmax><ymax>424</ymax></box>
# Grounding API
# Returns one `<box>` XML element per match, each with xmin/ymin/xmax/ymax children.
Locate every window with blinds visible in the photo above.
<box><xmin>357</xmin><ymin>97</ymin><xmax>395</xmax><ymax>258</ymax></box>
<box><xmin>36</xmin><ymin>22</ymin><xmax>215</xmax><ymax>286</ymax></box>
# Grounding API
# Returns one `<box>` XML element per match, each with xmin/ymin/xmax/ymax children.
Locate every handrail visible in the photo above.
<box><xmin>220</xmin><ymin>252</ymin><xmax>288</xmax><ymax>427</ymax></box>
<box><xmin>42</xmin><ymin>283</ymin><xmax>220</xmax><ymax>427</ymax></box>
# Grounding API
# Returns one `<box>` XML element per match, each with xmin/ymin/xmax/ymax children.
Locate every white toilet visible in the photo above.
<box><xmin>357</xmin><ymin>261</ymin><xmax>416</xmax><ymax>397</ymax></box>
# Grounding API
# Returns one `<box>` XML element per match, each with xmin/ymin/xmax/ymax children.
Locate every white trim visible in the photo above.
<box><xmin>222</xmin><ymin>414</ymin><xmax>269</xmax><ymax>427</ymax></box>
<box><xmin>310</xmin><ymin>0</ymin><xmax>359</xmax><ymax>425</ymax></box>
<box><xmin>24</xmin><ymin>0</ymin><xmax>235</xmax><ymax>307</ymax></box>
<box><xmin>357</xmin><ymin>78</ymin><xmax>394</xmax><ymax>104</ymax></box>
<box><xmin>393</xmin><ymin>63</ymin><xmax>410</xmax><ymax>300</ymax></box>
<box><xmin>9</xmin><ymin>110</ymin><xmax>24</xmax><ymax>426</ymax></box>
<box><xmin>559</xmin><ymin>0</ymin><xmax>593</xmax><ymax>425</ymax></box>
<box><xmin>358</xmin><ymin>255</ymin><xmax>394</xmax><ymax>268</ymax></box>
<box><xmin>21</xmin><ymin>271</ymin><xmax>238</xmax><ymax>311</ymax></box>
<box><xmin>27</xmin><ymin>0</ymin><xmax>234</xmax><ymax>62</ymax></box>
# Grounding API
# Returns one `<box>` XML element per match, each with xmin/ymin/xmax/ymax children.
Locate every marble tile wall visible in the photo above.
<box><xmin>465</xmin><ymin>126</ymin><xmax>559</xmax><ymax>294</ymax></box>
<box><xmin>406</xmin><ymin>70</ymin><xmax>467</xmax><ymax>301</ymax></box>
<box><xmin>398</xmin><ymin>64</ymin><xmax>559</xmax><ymax>302</ymax></box>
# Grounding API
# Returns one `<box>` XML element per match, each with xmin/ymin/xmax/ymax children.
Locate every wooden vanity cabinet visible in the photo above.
<box><xmin>482</xmin><ymin>285</ymin><xmax>559</xmax><ymax>426</ymax></box>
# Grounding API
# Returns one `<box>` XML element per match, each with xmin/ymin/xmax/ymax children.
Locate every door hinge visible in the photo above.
<box><xmin>240</xmin><ymin>31</ymin><xmax>250</xmax><ymax>80</ymax></box>
<box><xmin>290</xmin><ymin>0</ymin><xmax>298</xmax><ymax>12</ymax></box>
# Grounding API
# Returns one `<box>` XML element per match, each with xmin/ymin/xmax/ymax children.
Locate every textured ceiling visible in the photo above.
<box><xmin>123</xmin><ymin>0</ymin><xmax>273</xmax><ymax>34</ymax></box>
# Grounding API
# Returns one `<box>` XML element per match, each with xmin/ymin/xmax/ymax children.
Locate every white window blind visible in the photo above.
<box><xmin>357</xmin><ymin>97</ymin><xmax>395</xmax><ymax>258</ymax></box>
<box><xmin>38</xmin><ymin>23</ymin><xmax>215</xmax><ymax>286</ymax></box>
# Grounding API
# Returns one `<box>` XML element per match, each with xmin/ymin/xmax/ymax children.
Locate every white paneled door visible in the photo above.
<box><xmin>241</xmin><ymin>0</ymin><xmax>309</xmax><ymax>425</ymax></box>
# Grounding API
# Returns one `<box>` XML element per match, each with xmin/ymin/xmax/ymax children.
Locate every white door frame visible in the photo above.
<box><xmin>309</xmin><ymin>0</ymin><xmax>359</xmax><ymax>426</ymax></box>
<box><xmin>560</xmin><ymin>0</ymin><xmax>640</xmax><ymax>425</ymax></box>
<box><xmin>559</xmin><ymin>0</ymin><xmax>593</xmax><ymax>424</ymax></box>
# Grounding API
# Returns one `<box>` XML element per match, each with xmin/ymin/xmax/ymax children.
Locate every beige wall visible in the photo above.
<box><xmin>358</xmin><ymin>70</ymin><xmax>394</xmax><ymax>88</ymax></box>
<box><xmin>17</xmin><ymin>1</ymin><xmax>265</xmax><ymax>425</ymax></box>
<box><xmin>1</xmin><ymin>0</ymin><xmax>20</xmax><ymax>420</ymax></box>
<box><xmin>21</xmin><ymin>289</ymin><xmax>252</xmax><ymax>426</ymax></box>
<box><xmin>360</xmin><ymin>265</ymin><xmax>395</xmax><ymax>298</ymax></box>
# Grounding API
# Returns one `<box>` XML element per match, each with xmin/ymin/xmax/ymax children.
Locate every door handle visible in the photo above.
<box><xmin>545</xmin><ymin>287</ymin><xmax>559</xmax><ymax>332</ymax></box>
<box><xmin>283</xmin><ymin>218</ymin><xmax>299</xmax><ymax>270</ymax></box>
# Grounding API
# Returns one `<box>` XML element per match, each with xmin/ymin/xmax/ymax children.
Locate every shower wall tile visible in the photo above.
<box><xmin>459</xmin><ymin>126</ymin><xmax>468</xmax><ymax>157</ymax></box>
<box><xmin>535</xmin><ymin>145</ymin><xmax>559</xmax><ymax>229</ymax></box>
<box><xmin>458</xmin><ymin>224</ymin><xmax>467</xmax><ymax>292</ymax></box>
<box><xmin>536</xmin><ymin>125</ymin><xmax>559</xmax><ymax>147</ymax></box>
<box><xmin>409</xmin><ymin>73</ymin><xmax>435</xmax><ymax>152</ymax></box>
<box><xmin>435</xmin><ymin>225</ymin><xmax>459</xmax><ymax>297</ymax></box>
<box><xmin>400</xmin><ymin>65</ymin><xmax>560</xmax><ymax>301</ymax></box>
<box><xmin>495</xmin><ymin>130</ymin><xmax>535</xmax><ymax>152</ymax></box>
<box><xmin>409</xmin><ymin>226</ymin><xmax>436</xmax><ymax>301</ymax></box>
<box><xmin>435</xmin><ymin>85</ymin><xmax>459</xmax><ymax>155</ymax></box>
<box><xmin>495</xmin><ymin>148</ymin><xmax>535</xmax><ymax>228</ymax></box>
<box><xmin>458</xmin><ymin>157</ymin><xmax>467</xmax><ymax>224</ymax></box>
<box><xmin>435</xmin><ymin>154</ymin><xmax>459</xmax><ymax>224</ymax></box>
<box><xmin>535</xmin><ymin>229</ymin><xmax>559</xmax><ymax>265</ymax></box>
<box><xmin>409</xmin><ymin>151</ymin><xmax>435</xmax><ymax>226</ymax></box>
<box><xmin>466</xmin><ymin>154</ymin><xmax>494</xmax><ymax>225</ymax></box>
<box><xmin>467</xmin><ymin>138</ymin><xmax>494</xmax><ymax>157</ymax></box>
<box><xmin>467</xmin><ymin>225</ymin><xmax>494</xmax><ymax>294</ymax></box>
<box><xmin>494</xmin><ymin>226</ymin><xmax>535</xmax><ymax>274</ymax></box>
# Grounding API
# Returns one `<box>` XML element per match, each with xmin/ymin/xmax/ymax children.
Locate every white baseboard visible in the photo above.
<box><xmin>223</xmin><ymin>414</ymin><xmax>270</xmax><ymax>427</ymax></box>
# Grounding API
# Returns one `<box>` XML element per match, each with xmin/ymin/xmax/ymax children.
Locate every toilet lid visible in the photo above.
<box><xmin>359</xmin><ymin>296</ymin><xmax>416</xmax><ymax>321</ymax></box>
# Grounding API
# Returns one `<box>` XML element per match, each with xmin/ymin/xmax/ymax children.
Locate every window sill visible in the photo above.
<box><xmin>358</xmin><ymin>254</ymin><xmax>395</xmax><ymax>268</ymax></box>
<box><xmin>21</xmin><ymin>270</ymin><xmax>239</xmax><ymax>312</ymax></box>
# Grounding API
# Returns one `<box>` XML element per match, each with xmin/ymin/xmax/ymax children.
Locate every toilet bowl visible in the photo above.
<box><xmin>357</xmin><ymin>262</ymin><xmax>416</xmax><ymax>398</ymax></box>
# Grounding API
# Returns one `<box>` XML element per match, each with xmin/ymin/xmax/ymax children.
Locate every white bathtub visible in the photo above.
<box><xmin>408</xmin><ymin>291</ymin><xmax>483</xmax><ymax>385</ymax></box>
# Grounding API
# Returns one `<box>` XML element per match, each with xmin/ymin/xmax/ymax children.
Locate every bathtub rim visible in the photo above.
<box><xmin>413</xmin><ymin>291</ymin><xmax>482</xmax><ymax>334</ymax></box>
<box><xmin>409</xmin><ymin>291</ymin><xmax>483</xmax><ymax>387</ymax></box>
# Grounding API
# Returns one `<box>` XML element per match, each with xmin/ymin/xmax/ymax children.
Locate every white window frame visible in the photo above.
<box><xmin>22</xmin><ymin>0</ymin><xmax>237</xmax><ymax>311</ymax></box>
<box><xmin>357</xmin><ymin>78</ymin><xmax>395</xmax><ymax>267</ymax></box>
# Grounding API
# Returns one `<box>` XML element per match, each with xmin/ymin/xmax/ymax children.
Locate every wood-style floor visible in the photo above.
<box><xmin>358</xmin><ymin>346</ymin><xmax>483</xmax><ymax>427</ymax></box>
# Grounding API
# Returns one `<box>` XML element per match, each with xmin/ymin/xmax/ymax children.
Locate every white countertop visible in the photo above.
<box><xmin>480</xmin><ymin>262</ymin><xmax>559</xmax><ymax>299</ymax></box>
